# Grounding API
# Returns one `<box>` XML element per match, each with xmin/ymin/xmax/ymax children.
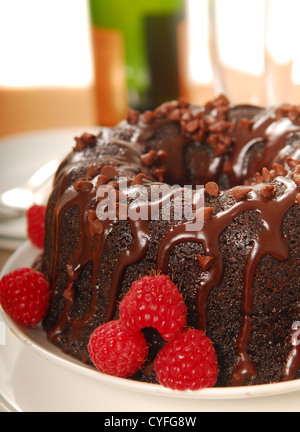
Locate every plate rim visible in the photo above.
<box><xmin>1</xmin><ymin>241</ymin><xmax>300</xmax><ymax>400</ymax></box>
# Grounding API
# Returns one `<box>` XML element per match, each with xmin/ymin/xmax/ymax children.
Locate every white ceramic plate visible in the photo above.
<box><xmin>0</xmin><ymin>127</ymin><xmax>100</xmax><ymax>248</ymax></box>
<box><xmin>1</xmin><ymin>242</ymin><xmax>300</xmax><ymax>412</ymax></box>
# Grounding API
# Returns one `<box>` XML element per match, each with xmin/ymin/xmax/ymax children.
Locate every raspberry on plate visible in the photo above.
<box><xmin>88</xmin><ymin>319</ymin><xmax>148</xmax><ymax>378</ymax></box>
<box><xmin>26</xmin><ymin>205</ymin><xmax>46</xmax><ymax>249</ymax></box>
<box><xmin>0</xmin><ymin>268</ymin><xmax>50</xmax><ymax>327</ymax></box>
<box><xmin>119</xmin><ymin>274</ymin><xmax>187</xmax><ymax>341</ymax></box>
<box><xmin>154</xmin><ymin>328</ymin><xmax>218</xmax><ymax>391</ymax></box>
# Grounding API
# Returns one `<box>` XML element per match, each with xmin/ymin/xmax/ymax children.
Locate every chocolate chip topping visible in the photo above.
<box><xmin>232</xmin><ymin>186</ymin><xmax>253</xmax><ymax>201</ymax></box>
<box><xmin>260</xmin><ymin>185</ymin><xmax>275</xmax><ymax>199</ymax></box>
<box><xmin>134</xmin><ymin>95</ymin><xmax>233</xmax><ymax>157</ymax></box>
<box><xmin>255</xmin><ymin>172</ymin><xmax>263</xmax><ymax>184</ymax></box>
<box><xmin>288</xmin><ymin>158</ymin><xmax>300</xmax><ymax>186</ymax></box>
<box><xmin>272</xmin><ymin>163</ymin><xmax>288</xmax><ymax>177</ymax></box>
<box><xmin>141</xmin><ymin>150</ymin><xmax>156</xmax><ymax>167</ymax></box>
<box><xmin>183</xmin><ymin>119</ymin><xmax>200</xmax><ymax>134</ymax></box>
<box><xmin>87</xmin><ymin>165</ymin><xmax>102</xmax><ymax>180</ymax></box>
<box><xmin>261</xmin><ymin>167</ymin><xmax>274</xmax><ymax>183</ymax></box>
<box><xmin>90</xmin><ymin>219</ymin><xmax>104</xmax><ymax>236</ymax></box>
<box><xmin>294</xmin><ymin>165</ymin><xmax>300</xmax><ymax>174</ymax></box>
<box><xmin>197</xmin><ymin>254</ymin><xmax>215</xmax><ymax>271</ymax></box>
<box><xmin>101</xmin><ymin>166</ymin><xmax>118</xmax><ymax>180</ymax></box>
<box><xmin>204</xmin><ymin>94</ymin><xmax>230</xmax><ymax>110</ymax></box>
<box><xmin>73</xmin><ymin>178</ymin><xmax>93</xmax><ymax>192</ymax></box>
<box><xmin>142</xmin><ymin>110</ymin><xmax>157</xmax><ymax>124</ymax></box>
<box><xmin>208</xmin><ymin>120</ymin><xmax>234</xmax><ymax>134</ymax></box>
<box><xmin>195</xmin><ymin>206</ymin><xmax>215</xmax><ymax>222</ymax></box>
<box><xmin>293</xmin><ymin>172</ymin><xmax>300</xmax><ymax>186</ymax></box>
<box><xmin>88</xmin><ymin>209</ymin><xmax>104</xmax><ymax>236</ymax></box>
<box><xmin>95</xmin><ymin>175</ymin><xmax>110</xmax><ymax>188</ymax></box>
<box><xmin>73</xmin><ymin>133</ymin><xmax>97</xmax><ymax>152</ymax></box>
<box><xmin>205</xmin><ymin>182</ymin><xmax>220</xmax><ymax>197</ymax></box>
<box><xmin>126</xmin><ymin>108</ymin><xmax>140</xmax><ymax>125</ymax></box>
<box><xmin>286</xmin><ymin>157</ymin><xmax>300</xmax><ymax>169</ymax></box>
<box><xmin>132</xmin><ymin>173</ymin><xmax>149</xmax><ymax>186</ymax></box>
<box><xmin>275</xmin><ymin>103</ymin><xmax>300</xmax><ymax>123</ymax></box>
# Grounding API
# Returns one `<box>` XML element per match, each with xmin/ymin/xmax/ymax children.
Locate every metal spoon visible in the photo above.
<box><xmin>0</xmin><ymin>159</ymin><xmax>58</xmax><ymax>220</ymax></box>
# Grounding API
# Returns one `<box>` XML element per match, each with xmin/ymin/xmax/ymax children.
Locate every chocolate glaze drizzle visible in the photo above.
<box><xmin>43</xmin><ymin>97</ymin><xmax>300</xmax><ymax>386</ymax></box>
<box><xmin>156</xmin><ymin>178</ymin><xmax>298</xmax><ymax>385</ymax></box>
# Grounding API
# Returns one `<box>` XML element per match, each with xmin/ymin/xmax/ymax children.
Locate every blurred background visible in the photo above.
<box><xmin>1</xmin><ymin>0</ymin><xmax>300</xmax><ymax>137</ymax></box>
<box><xmin>0</xmin><ymin>0</ymin><xmax>95</xmax><ymax>137</ymax></box>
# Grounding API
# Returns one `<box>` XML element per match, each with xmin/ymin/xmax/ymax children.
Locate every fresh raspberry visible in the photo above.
<box><xmin>26</xmin><ymin>205</ymin><xmax>46</xmax><ymax>249</ymax></box>
<box><xmin>154</xmin><ymin>328</ymin><xmax>218</xmax><ymax>391</ymax></box>
<box><xmin>0</xmin><ymin>268</ymin><xmax>50</xmax><ymax>327</ymax></box>
<box><xmin>88</xmin><ymin>319</ymin><xmax>148</xmax><ymax>378</ymax></box>
<box><xmin>119</xmin><ymin>274</ymin><xmax>187</xmax><ymax>341</ymax></box>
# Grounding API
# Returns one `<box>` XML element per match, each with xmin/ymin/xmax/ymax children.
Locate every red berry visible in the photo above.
<box><xmin>154</xmin><ymin>328</ymin><xmax>218</xmax><ymax>391</ymax></box>
<box><xmin>88</xmin><ymin>319</ymin><xmax>148</xmax><ymax>378</ymax></box>
<box><xmin>0</xmin><ymin>268</ymin><xmax>50</xmax><ymax>327</ymax></box>
<box><xmin>119</xmin><ymin>274</ymin><xmax>187</xmax><ymax>342</ymax></box>
<box><xmin>26</xmin><ymin>205</ymin><xmax>46</xmax><ymax>249</ymax></box>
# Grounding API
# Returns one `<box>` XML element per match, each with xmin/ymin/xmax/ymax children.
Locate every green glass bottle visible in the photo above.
<box><xmin>89</xmin><ymin>0</ymin><xmax>186</xmax><ymax>125</ymax></box>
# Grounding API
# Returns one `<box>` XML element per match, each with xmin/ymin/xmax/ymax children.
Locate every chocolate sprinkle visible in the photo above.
<box><xmin>73</xmin><ymin>178</ymin><xmax>93</xmax><ymax>193</ymax></box>
<box><xmin>205</xmin><ymin>182</ymin><xmax>220</xmax><ymax>197</ymax></box>
<box><xmin>101</xmin><ymin>166</ymin><xmax>118</xmax><ymax>180</ymax></box>
<box><xmin>197</xmin><ymin>254</ymin><xmax>215</xmax><ymax>271</ymax></box>
<box><xmin>260</xmin><ymin>185</ymin><xmax>275</xmax><ymax>199</ymax></box>
<box><xmin>132</xmin><ymin>173</ymin><xmax>149</xmax><ymax>186</ymax></box>
<box><xmin>73</xmin><ymin>133</ymin><xmax>97</xmax><ymax>152</ymax></box>
<box><xmin>141</xmin><ymin>150</ymin><xmax>156</xmax><ymax>167</ymax></box>
<box><xmin>232</xmin><ymin>187</ymin><xmax>253</xmax><ymax>201</ymax></box>
<box><xmin>195</xmin><ymin>206</ymin><xmax>215</xmax><ymax>222</ymax></box>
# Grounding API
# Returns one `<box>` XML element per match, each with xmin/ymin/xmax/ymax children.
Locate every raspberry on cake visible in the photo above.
<box><xmin>119</xmin><ymin>274</ymin><xmax>187</xmax><ymax>342</ymax></box>
<box><xmin>88</xmin><ymin>319</ymin><xmax>148</xmax><ymax>378</ymax></box>
<box><xmin>154</xmin><ymin>328</ymin><xmax>218</xmax><ymax>391</ymax></box>
<box><xmin>26</xmin><ymin>205</ymin><xmax>46</xmax><ymax>249</ymax></box>
<box><xmin>88</xmin><ymin>274</ymin><xmax>218</xmax><ymax>389</ymax></box>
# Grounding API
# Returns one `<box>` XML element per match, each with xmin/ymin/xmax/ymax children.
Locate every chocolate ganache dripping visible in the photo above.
<box><xmin>156</xmin><ymin>177</ymin><xmax>298</xmax><ymax>385</ymax></box>
<box><xmin>42</xmin><ymin>97</ymin><xmax>300</xmax><ymax>386</ymax></box>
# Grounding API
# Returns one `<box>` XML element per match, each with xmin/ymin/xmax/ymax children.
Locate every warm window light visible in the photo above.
<box><xmin>186</xmin><ymin>0</ymin><xmax>213</xmax><ymax>85</ymax></box>
<box><xmin>186</xmin><ymin>0</ymin><xmax>300</xmax><ymax>105</ymax></box>
<box><xmin>185</xmin><ymin>0</ymin><xmax>266</xmax><ymax>84</ymax></box>
<box><xmin>292</xmin><ymin>59</ymin><xmax>300</xmax><ymax>86</ymax></box>
<box><xmin>0</xmin><ymin>0</ymin><xmax>93</xmax><ymax>88</ymax></box>
<box><xmin>266</xmin><ymin>0</ymin><xmax>295</xmax><ymax>65</ymax></box>
<box><xmin>213</xmin><ymin>0</ymin><xmax>265</xmax><ymax>77</ymax></box>
<box><xmin>266</xmin><ymin>0</ymin><xmax>300</xmax><ymax>86</ymax></box>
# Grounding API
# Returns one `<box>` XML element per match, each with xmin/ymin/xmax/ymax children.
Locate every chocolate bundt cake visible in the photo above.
<box><xmin>41</xmin><ymin>95</ymin><xmax>300</xmax><ymax>387</ymax></box>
